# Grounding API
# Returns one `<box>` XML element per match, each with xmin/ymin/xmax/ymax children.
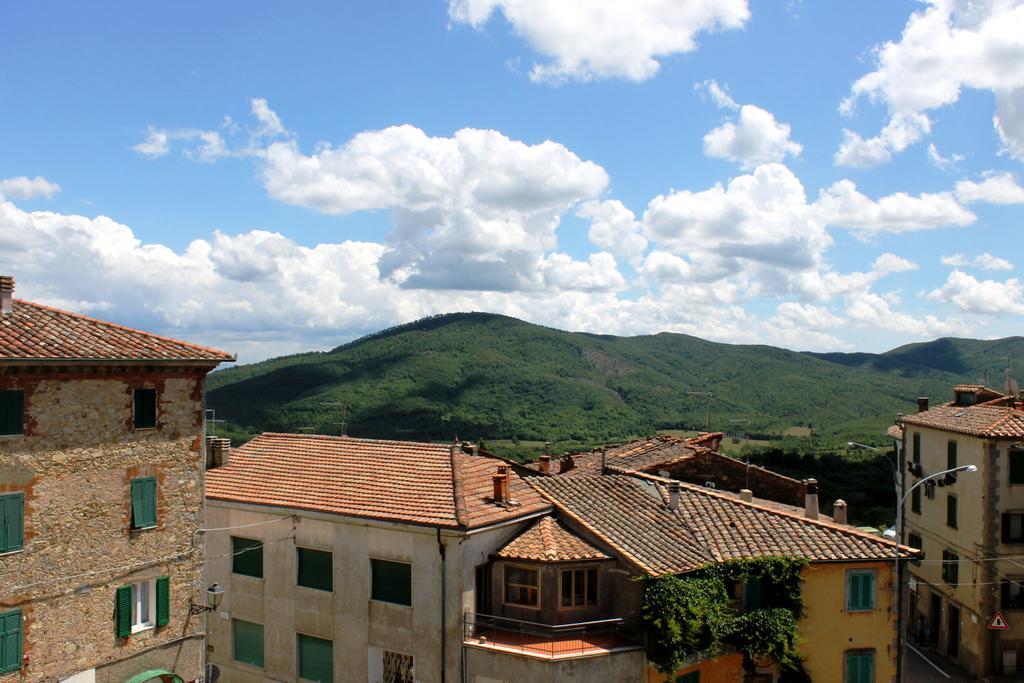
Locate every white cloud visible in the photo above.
<box><xmin>815</xmin><ymin>179</ymin><xmax>975</xmax><ymax>236</ymax></box>
<box><xmin>133</xmin><ymin>128</ymin><xmax>170</xmax><ymax>158</ymax></box>
<box><xmin>448</xmin><ymin>0</ymin><xmax>750</xmax><ymax>83</ymax></box>
<box><xmin>840</xmin><ymin>0</ymin><xmax>1024</xmax><ymax>163</ymax></box>
<box><xmin>703</xmin><ymin>104</ymin><xmax>803</xmax><ymax>169</ymax></box>
<box><xmin>540</xmin><ymin>252</ymin><xmax>626</xmax><ymax>292</ymax></box>
<box><xmin>638</xmin><ymin>250</ymin><xmax>693</xmax><ymax>284</ymax></box>
<box><xmin>0</xmin><ymin>176</ymin><xmax>60</xmax><ymax>200</ymax></box>
<box><xmin>928</xmin><ymin>269</ymin><xmax>1024</xmax><ymax>315</ymax></box>
<box><xmin>774</xmin><ymin>301</ymin><xmax>845</xmax><ymax>330</ymax></box>
<box><xmin>941</xmin><ymin>252</ymin><xmax>1015</xmax><ymax>271</ymax></box>
<box><xmin>834</xmin><ymin>112</ymin><xmax>931</xmax><ymax>168</ymax></box>
<box><xmin>576</xmin><ymin>199</ymin><xmax>648</xmax><ymax>265</ymax></box>
<box><xmin>872</xmin><ymin>252</ymin><xmax>918</xmax><ymax>274</ymax></box>
<box><xmin>845</xmin><ymin>290</ymin><xmax>968</xmax><ymax>336</ymax></box>
<box><xmin>927</xmin><ymin>143</ymin><xmax>964</xmax><ymax>170</ymax></box>
<box><xmin>954</xmin><ymin>171</ymin><xmax>1024</xmax><ymax>203</ymax></box>
<box><xmin>696</xmin><ymin>79</ymin><xmax>739</xmax><ymax>110</ymax></box>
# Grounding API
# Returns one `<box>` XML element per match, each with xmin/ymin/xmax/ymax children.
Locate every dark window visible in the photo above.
<box><xmin>297</xmin><ymin>547</ymin><xmax>332</xmax><ymax>592</ymax></box>
<box><xmin>504</xmin><ymin>564</ymin><xmax>539</xmax><ymax>607</ymax></box>
<box><xmin>371</xmin><ymin>559</ymin><xmax>412</xmax><ymax>606</ymax></box>
<box><xmin>560</xmin><ymin>567</ymin><xmax>598</xmax><ymax>608</ymax></box>
<box><xmin>233</xmin><ymin>619</ymin><xmax>264</xmax><ymax>667</ymax></box>
<box><xmin>1002</xmin><ymin>578</ymin><xmax>1024</xmax><ymax>610</ymax></box>
<box><xmin>297</xmin><ymin>633</ymin><xmax>333</xmax><ymax>682</ymax></box>
<box><xmin>942</xmin><ymin>550</ymin><xmax>959</xmax><ymax>585</ymax></box>
<box><xmin>846</xmin><ymin>571</ymin><xmax>876</xmax><ymax>611</ymax></box>
<box><xmin>908</xmin><ymin>532</ymin><xmax>923</xmax><ymax>565</ymax></box>
<box><xmin>232</xmin><ymin>537</ymin><xmax>264</xmax><ymax>578</ymax></box>
<box><xmin>130</xmin><ymin>477</ymin><xmax>157</xmax><ymax>529</ymax></box>
<box><xmin>947</xmin><ymin>495</ymin><xmax>957</xmax><ymax>529</ymax></box>
<box><xmin>677</xmin><ymin>672</ymin><xmax>700</xmax><ymax>683</ymax></box>
<box><xmin>911</xmin><ymin>486</ymin><xmax>921</xmax><ymax>514</ymax></box>
<box><xmin>0</xmin><ymin>609</ymin><xmax>22</xmax><ymax>674</ymax></box>
<box><xmin>947</xmin><ymin>440</ymin><xmax>957</xmax><ymax>472</ymax></box>
<box><xmin>1005</xmin><ymin>513</ymin><xmax>1024</xmax><ymax>544</ymax></box>
<box><xmin>743</xmin><ymin>576</ymin><xmax>766</xmax><ymax>611</ymax></box>
<box><xmin>0</xmin><ymin>493</ymin><xmax>24</xmax><ymax>553</ymax></box>
<box><xmin>845</xmin><ymin>650</ymin><xmax>875</xmax><ymax>683</ymax></box>
<box><xmin>133</xmin><ymin>388</ymin><xmax>157</xmax><ymax>429</ymax></box>
<box><xmin>913</xmin><ymin>433</ymin><xmax>921</xmax><ymax>465</ymax></box>
<box><xmin>0</xmin><ymin>390</ymin><xmax>24</xmax><ymax>436</ymax></box>
<box><xmin>1012</xmin><ymin>450</ymin><xmax>1024</xmax><ymax>485</ymax></box>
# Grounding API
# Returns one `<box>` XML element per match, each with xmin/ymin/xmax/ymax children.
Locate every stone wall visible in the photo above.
<box><xmin>0</xmin><ymin>367</ymin><xmax>209</xmax><ymax>683</ymax></box>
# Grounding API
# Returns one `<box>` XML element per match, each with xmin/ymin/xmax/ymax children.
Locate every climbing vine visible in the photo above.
<box><xmin>641</xmin><ymin>557</ymin><xmax>810</xmax><ymax>680</ymax></box>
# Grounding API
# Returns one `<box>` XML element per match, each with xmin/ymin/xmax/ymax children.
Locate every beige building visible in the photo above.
<box><xmin>898</xmin><ymin>385</ymin><xmax>1024</xmax><ymax>677</ymax></box>
<box><xmin>0</xmin><ymin>275</ymin><xmax>233</xmax><ymax>682</ymax></box>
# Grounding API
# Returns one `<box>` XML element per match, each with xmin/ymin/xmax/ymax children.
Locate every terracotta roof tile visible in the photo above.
<box><xmin>205</xmin><ymin>433</ymin><xmax>550</xmax><ymax>529</ymax></box>
<box><xmin>494</xmin><ymin>517</ymin><xmax>610</xmax><ymax>563</ymax></box>
<box><xmin>899</xmin><ymin>400</ymin><xmax>1024</xmax><ymax>438</ymax></box>
<box><xmin>528</xmin><ymin>473</ymin><xmax>908</xmax><ymax>576</ymax></box>
<box><xmin>555</xmin><ymin>434</ymin><xmax>700</xmax><ymax>476</ymax></box>
<box><xmin>0</xmin><ymin>299</ymin><xmax>233</xmax><ymax>362</ymax></box>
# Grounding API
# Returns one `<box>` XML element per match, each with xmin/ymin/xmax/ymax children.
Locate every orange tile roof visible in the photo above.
<box><xmin>528</xmin><ymin>473</ymin><xmax>909</xmax><ymax>576</ymax></box>
<box><xmin>554</xmin><ymin>434</ymin><xmax>700</xmax><ymax>476</ymax></box>
<box><xmin>205</xmin><ymin>433</ymin><xmax>550</xmax><ymax>529</ymax></box>
<box><xmin>899</xmin><ymin>399</ymin><xmax>1024</xmax><ymax>438</ymax></box>
<box><xmin>494</xmin><ymin>517</ymin><xmax>610</xmax><ymax>563</ymax></box>
<box><xmin>0</xmin><ymin>299</ymin><xmax>234</xmax><ymax>362</ymax></box>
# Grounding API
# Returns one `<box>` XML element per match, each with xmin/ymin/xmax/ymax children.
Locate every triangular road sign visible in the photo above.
<box><xmin>988</xmin><ymin>610</ymin><xmax>1010</xmax><ymax>630</ymax></box>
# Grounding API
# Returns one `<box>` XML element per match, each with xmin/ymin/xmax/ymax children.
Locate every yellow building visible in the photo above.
<box><xmin>898</xmin><ymin>385</ymin><xmax>1024</xmax><ymax>677</ymax></box>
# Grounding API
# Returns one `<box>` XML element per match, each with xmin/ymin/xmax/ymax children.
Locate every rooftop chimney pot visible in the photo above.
<box><xmin>740</xmin><ymin>488</ymin><xmax>753</xmax><ymax>502</ymax></box>
<box><xmin>559</xmin><ymin>454</ymin><xmax>575</xmax><ymax>474</ymax></box>
<box><xmin>538</xmin><ymin>455</ymin><xmax>551</xmax><ymax>475</ymax></box>
<box><xmin>917</xmin><ymin>397</ymin><xmax>930</xmax><ymax>413</ymax></box>
<box><xmin>833</xmin><ymin>499</ymin><xmax>848</xmax><ymax>525</ymax></box>
<box><xmin>207</xmin><ymin>436</ymin><xmax>231</xmax><ymax>469</ymax></box>
<box><xmin>804</xmin><ymin>478</ymin><xmax>819</xmax><ymax>520</ymax></box>
<box><xmin>0</xmin><ymin>275</ymin><xmax>13</xmax><ymax>316</ymax></box>
<box><xmin>667</xmin><ymin>481</ymin><xmax>680</xmax><ymax>511</ymax></box>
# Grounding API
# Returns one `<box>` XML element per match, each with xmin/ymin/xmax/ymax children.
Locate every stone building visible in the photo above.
<box><xmin>0</xmin><ymin>275</ymin><xmax>233</xmax><ymax>682</ymax></box>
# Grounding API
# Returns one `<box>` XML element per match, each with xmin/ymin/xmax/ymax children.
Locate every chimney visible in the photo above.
<box><xmin>559</xmin><ymin>454</ymin><xmax>575</xmax><ymax>474</ymax></box>
<box><xmin>917</xmin><ymin>397</ymin><xmax>929</xmax><ymax>413</ymax></box>
<box><xmin>833</xmin><ymin>499</ymin><xmax>848</xmax><ymax>525</ymax></box>
<box><xmin>804</xmin><ymin>479</ymin><xmax>819</xmax><ymax>520</ymax></box>
<box><xmin>207</xmin><ymin>437</ymin><xmax>231</xmax><ymax>468</ymax></box>
<box><xmin>0</xmin><ymin>276</ymin><xmax>13</xmax><ymax>316</ymax></box>
<box><xmin>667</xmin><ymin>481</ymin><xmax>680</xmax><ymax>511</ymax></box>
<box><xmin>538</xmin><ymin>455</ymin><xmax>551</xmax><ymax>474</ymax></box>
<box><xmin>740</xmin><ymin>488</ymin><xmax>753</xmax><ymax>502</ymax></box>
<box><xmin>493</xmin><ymin>465</ymin><xmax>511</xmax><ymax>504</ymax></box>
<box><xmin>600</xmin><ymin>448</ymin><xmax>607</xmax><ymax>474</ymax></box>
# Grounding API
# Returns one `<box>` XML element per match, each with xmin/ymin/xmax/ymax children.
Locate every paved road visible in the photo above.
<box><xmin>904</xmin><ymin>643</ymin><xmax>976</xmax><ymax>682</ymax></box>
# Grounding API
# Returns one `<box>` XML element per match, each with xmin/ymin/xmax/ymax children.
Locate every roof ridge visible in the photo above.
<box><xmin>450</xmin><ymin>446</ymin><xmax>469</xmax><ymax>528</ymax></box>
<box><xmin>12</xmin><ymin>299</ymin><xmax>234</xmax><ymax>360</ymax></box>
<box><xmin>257</xmin><ymin>432</ymin><xmax>452</xmax><ymax>448</ymax></box>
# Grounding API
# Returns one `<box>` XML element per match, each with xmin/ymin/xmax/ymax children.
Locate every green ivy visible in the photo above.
<box><xmin>641</xmin><ymin>557</ymin><xmax>809</xmax><ymax>677</ymax></box>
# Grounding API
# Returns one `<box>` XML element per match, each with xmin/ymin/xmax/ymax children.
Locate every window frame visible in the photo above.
<box><xmin>911</xmin><ymin>486</ymin><xmax>921</xmax><ymax>514</ymax></box>
<box><xmin>232</xmin><ymin>536</ymin><xmax>264</xmax><ymax>578</ymax></box>
<box><xmin>232</xmin><ymin>618</ymin><xmax>265</xmax><ymax>668</ymax></box>
<box><xmin>132</xmin><ymin>387</ymin><xmax>157</xmax><ymax>430</ymax></box>
<box><xmin>130</xmin><ymin>579</ymin><xmax>157</xmax><ymax>634</ymax></box>
<box><xmin>947</xmin><ymin>494</ymin><xmax>958</xmax><ymax>529</ymax></box>
<box><xmin>845</xmin><ymin>569</ymin><xmax>877</xmax><ymax>612</ymax></box>
<box><xmin>558</xmin><ymin>565</ymin><xmax>599</xmax><ymax>610</ymax></box>
<box><xmin>296</xmin><ymin>546</ymin><xmax>333</xmax><ymax>592</ymax></box>
<box><xmin>942</xmin><ymin>550</ymin><xmax>959</xmax><ymax>586</ymax></box>
<box><xmin>297</xmin><ymin>632</ymin><xmax>334</xmax><ymax>683</ymax></box>
<box><xmin>0</xmin><ymin>390</ymin><xmax>24</xmax><ymax>437</ymax></box>
<box><xmin>370</xmin><ymin>557</ymin><xmax>413</xmax><ymax>607</ymax></box>
<box><xmin>130</xmin><ymin>476</ymin><xmax>158</xmax><ymax>530</ymax></box>
<box><xmin>1003</xmin><ymin>512</ymin><xmax>1024</xmax><ymax>544</ymax></box>
<box><xmin>844</xmin><ymin>649</ymin><xmax>876</xmax><ymax>683</ymax></box>
<box><xmin>502</xmin><ymin>563</ymin><xmax>541</xmax><ymax>609</ymax></box>
<box><xmin>0</xmin><ymin>492</ymin><xmax>24</xmax><ymax>554</ymax></box>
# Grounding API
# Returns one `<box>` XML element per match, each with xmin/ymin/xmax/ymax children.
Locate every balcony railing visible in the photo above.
<box><xmin>462</xmin><ymin>612</ymin><xmax>643</xmax><ymax>659</ymax></box>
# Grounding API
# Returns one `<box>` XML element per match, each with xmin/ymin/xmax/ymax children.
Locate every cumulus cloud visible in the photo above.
<box><xmin>815</xmin><ymin>179</ymin><xmax>975</xmax><ymax>236</ymax></box>
<box><xmin>954</xmin><ymin>171</ymin><xmax>1024</xmax><ymax>204</ymax></box>
<box><xmin>927</xmin><ymin>143</ymin><xmax>964</xmax><ymax>170</ymax></box>
<box><xmin>941</xmin><ymin>252</ymin><xmax>1015</xmax><ymax>271</ymax></box>
<box><xmin>703</xmin><ymin>104</ymin><xmax>803</xmax><ymax>169</ymax></box>
<box><xmin>872</xmin><ymin>253</ymin><xmax>918</xmax><ymax>274</ymax></box>
<box><xmin>448</xmin><ymin>0</ymin><xmax>750</xmax><ymax>82</ymax></box>
<box><xmin>834</xmin><ymin>112</ymin><xmax>930</xmax><ymax>168</ymax></box>
<box><xmin>928</xmin><ymin>269</ymin><xmax>1024</xmax><ymax>315</ymax></box>
<box><xmin>840</xmin><ymin>0</ymin><xmax>1024</xmax><ymax>164</ymax></box>
<box><xmin>696</xmin><ymin>79</ymin><xmax>739</xmax><ymax>110</ymax></box>
<box><xmin>576</xmin><ymin>199</ymin><xmax>648</xmax><ymax>265</ymax></box>
<box><xmin>845</xmin><ymin>290</ymin><xmax>968</xmax><ymax>336</ymax></box>
<box><xmin>0</xmin><ymin>176</ymin><xmax>60</xmax><ymax>200</ymax></box>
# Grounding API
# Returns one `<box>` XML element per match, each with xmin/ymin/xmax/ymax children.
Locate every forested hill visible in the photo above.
<box><xmin>206</xmin><ymin>313</ymin><xmax>1024</xmax><ymax>449</ymax></box>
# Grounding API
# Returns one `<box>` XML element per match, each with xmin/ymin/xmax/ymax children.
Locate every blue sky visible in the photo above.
<box><xmin>1</xmin><ymin>0</ymin><xmax>1022</xmax><ymax>363</ymax></box>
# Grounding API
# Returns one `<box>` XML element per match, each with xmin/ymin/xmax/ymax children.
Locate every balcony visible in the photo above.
<box><xmin>462</xmin><ymin>612</ymin><xmax>643</xmax><ymax>660</ymax></box>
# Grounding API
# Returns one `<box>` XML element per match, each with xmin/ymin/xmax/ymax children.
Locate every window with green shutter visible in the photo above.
<box><xmin>846</xmin><ymin>571</ymin><xmax>876</xmax><ymax>611</ymax></box>
<box><xmin>156</xmin><ymin>575</ymin><xmax>169</xmax><ymax>627</ymax></box>
<box><xmin>913</xmin><ymin>433</ymin><xmax>921</xmax><ymax>464</ymax></box>
<box><xmin>0</xmin><ymin>493</ymin><xmax>24</xmax><ymax>554</ymax></box>
<box><xmin>911</xmin><ymin>486</ymin><xmax>921</xmax><ymax>514</ymax></box>
<box><xmin>115</xmin><ymin>585</ymin><xmax>132</xmax><ymax>638</ymax></box>
<box><xmin>0</xmin><ymin>390</ymin><xmax>24</xmax><ymax>436</ymax></box>
<box><xmin>947</xmin><ymin>440</ymin><xmax>957</xmax><ymax>470</ymax></box>
<box><xmin>133</xmin><ymin>388</ymin><xmax>157</xmax><ymax>429</ymax></box>
<box><xmin>371</xmin><ymin>559</ymin><xmax>412</xmax><ymax>606</ymax></box>
<box><xmin>947</xmin><ymin>495</ymin><xmax>958</xmax><ymax>529</ymax></box>
<box><xmin>233</xmin><ymin>537</ymin><xmax>264</xmax><ymax>578</ymax></box>
<box><xmin>0</xmin><ymin>609</ymin><xmax>21</xmax><ymax>674</ymax></box>
<box><xmin>1011</xmin><ymin>450</ymin><xmax>1024</xmax><ymax>485</ymax></box>
<box><xmin>233</xmin><ymin>619</ymin><xmax>264</xmax><ymax>667</ymax></box>
<box><xmin>743</xmin><ymin>575</ymin><xmax>765</xmax><ymax>611</ymax></box>
<box><xmin>845</xmin><ymin>650</ymin><xmax>875</xmax><ymax>683</ymax></box>
<box><xmin>130</xmin><ymin>477</ymin><xmax>157</xmax><ymax>530</ymax></box>
<box><xmin>297</xmin><ymin>547</ymin><xmax>332</xmax><ymax>592</ymax></box>
<box><xmin>297</xmin><ymin>633</ymin><xmax>333</xmax><ymax>682</ymax></box>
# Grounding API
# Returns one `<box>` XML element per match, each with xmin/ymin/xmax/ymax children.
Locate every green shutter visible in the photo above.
<box><xmin>297</xmin><ymin>548</ymin><xmax>333</xmax><ymax>592</ymax></box>
<box><xmin>371</xmin><ymin>559</ymin><xmax>412</xmax><ymax>606</ymax></box>
<box><xmin>912</xmin><ymin>433</ymin><xmax>921</xmax><ymax>464</ymax></box>
<box><xmin>0</xmin><ymin>609</ymin><xmax>22</xmax><ymax>673</ymax></box>
<box><xmin>947</xmin><ymin>496</ymin><xmax>957</xmax><ymax>528</ymax></box>
<box><xmin>0</xmin><ymin>391</ymin><xmax>24</xmax><ymax>436</ymax></box>
<box><xmin>131</xmin><ymin>477</ymin><xmax>157</xmax><ymax>529</ymax></box>
<box><xmin>233</xmin><ymin>619</ymin><xmax>264</xmax><ymax>667</ymax></box>
<box><xmin>846</xmin><ymin>652</ymin><xmax>874</xmax><ymax>683</ymax></box>
<box><xmin>848</xmin><ymin>573</ymin><xmax>874</xmax><ymax>610</ymax></box>
<box><xmin>1</xmin><ymin>493</ymin><xmax>24</xmax><ymax>553</ymax></box>
<box><xmin>743</xmin><ymin>576</ymin><xmax>764</xmax><ymax>611</ymax></box>
<box><xmin>947</xmin><ymin>441</ymin><xmax>957</xmax><ymax>470</ymax></box>
<box><xmin>911</xmin><ymin>486</ymin><xmax>921</xmax><ymax>514</ymax></box>
<box><xmin>298</xmin><ymin>634</ymin><xmax>333</xmax><ymax>682</ymax></box>
<box><xmin>156</xmin><ymin>576</ymin><xmax>170</xmax><ymax>627</ymax></box>
<box><xmin>232</xmin><ymin>537</ymin><xmax>264</xmax><ymax>578</ymax></box>
<box><xmin>115</xmin><ymin>585</ymin><xmax>132</xmax><ymax>637</ymax></box>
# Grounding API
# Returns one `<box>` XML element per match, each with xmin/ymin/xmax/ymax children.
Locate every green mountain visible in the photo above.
<box><xmin>206</xmin><ymin>313</ymin><xmax>1024</xmax><ymax>451</ymax></box>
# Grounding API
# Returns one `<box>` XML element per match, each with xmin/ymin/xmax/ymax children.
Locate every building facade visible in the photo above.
<box><xmin>0</xmin><ymin>275</ymin><xmax>233</xmax><ymax>682</ymax></box>
<box><xmin>898</xmin><ymin>385</ymin><xmax>1024</xmax><ymax>677</ymax></box>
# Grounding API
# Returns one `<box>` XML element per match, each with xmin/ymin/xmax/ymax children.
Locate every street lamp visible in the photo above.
<box><xmin>189</xmin><ymin>583</ymin><xmax>225</xmax><ymax>615</ymax></box>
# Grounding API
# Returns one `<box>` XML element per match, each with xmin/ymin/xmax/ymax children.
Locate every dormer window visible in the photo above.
<box><xmin>955</xmin><ymin>391</ymin><xmax>977</xmax><ymax>406</ymax></box>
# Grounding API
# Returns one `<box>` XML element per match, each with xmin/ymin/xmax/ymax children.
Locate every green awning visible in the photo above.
<box><xmin>123</xmin><ymin>669</ymin><xmax>183</xmax><ymax>683</ymax></box>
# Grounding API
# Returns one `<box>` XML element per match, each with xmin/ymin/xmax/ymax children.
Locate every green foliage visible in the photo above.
<box><xmin>641</xmin><ymin>557</ymin><xmax>809</xmax><ymax>676</ymax></box>
<box><xmin>206</xmin><ymin>312</ymin><xmax>1023</xmax><ymax>450</ymax></box>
